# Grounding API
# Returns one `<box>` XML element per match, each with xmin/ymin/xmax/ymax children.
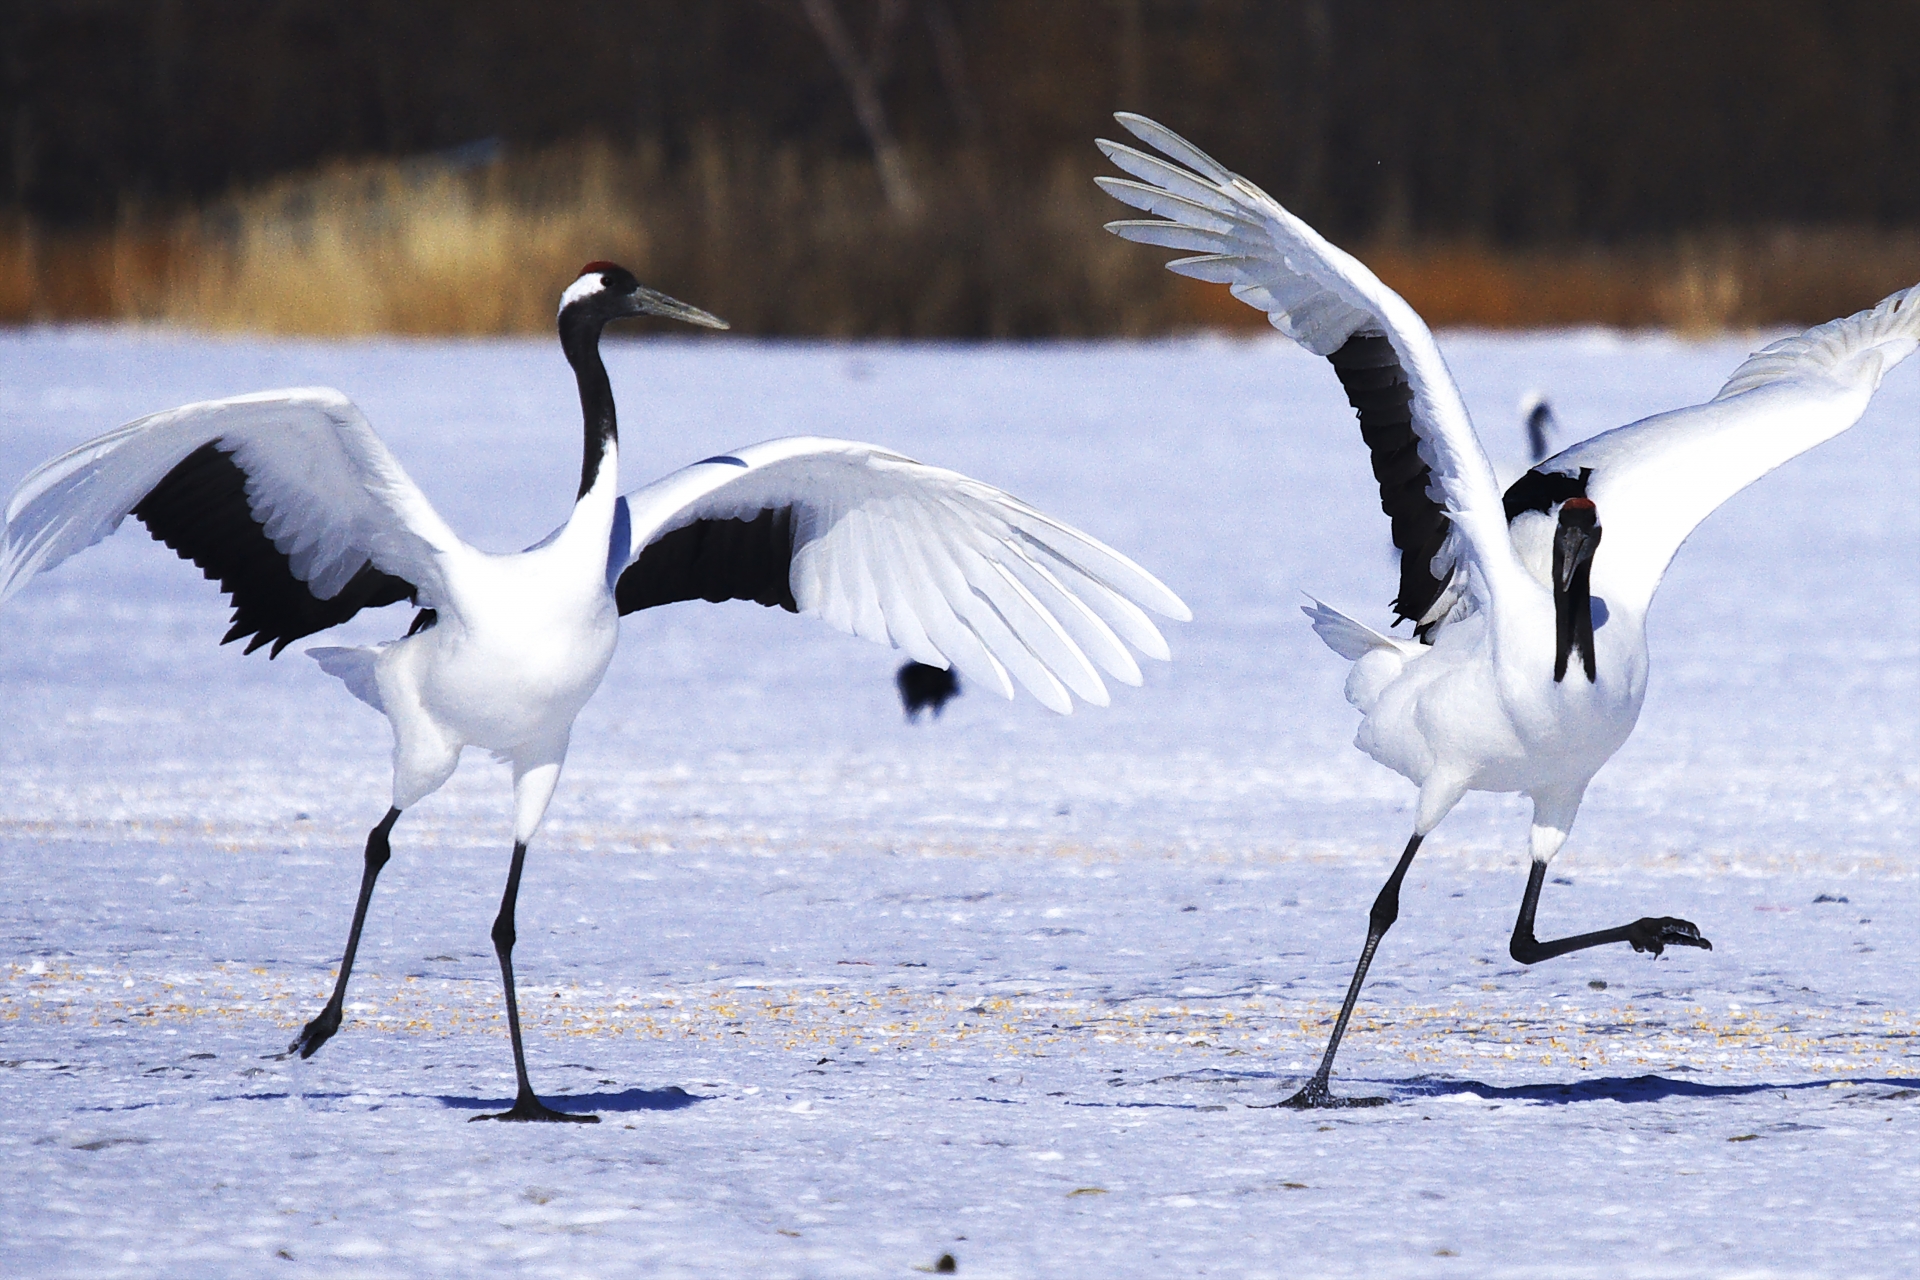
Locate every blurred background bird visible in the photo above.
<box><xmin>896</xmin><ymin>660</ymin><xmax>961</xmax><ymax>720</ymax></box>
<box><xmin>1519</xmin><ymin>390</ymin><xmax>1559</xmax><ymax>464</ymax></box>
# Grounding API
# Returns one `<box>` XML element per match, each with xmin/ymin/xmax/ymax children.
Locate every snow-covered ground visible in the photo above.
<box><xmin>1</xmin><ymin>327</ymin><xmax>1916</xmax><ymax>1278</ymax></box>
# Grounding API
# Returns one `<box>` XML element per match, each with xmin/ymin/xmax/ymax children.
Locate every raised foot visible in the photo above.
<box><xmin>470</xmin><ymin>1094</ymin><xmax>600</xmax><ymax>1124</ymax></box>
<box><xmin>285</xmin><ymin>1004</ymin><xmax>342</xmax><ymax>1060</ymax></box>
<box><xmin>1627</xmin><ymin>917</ymin><xmax>1713</xmax><ymax>957</ymax></box>
<box><xmin>1276</xmin><ymin>1077</ymin><xmax>1389</xmax><ymax>1110</ymax></box>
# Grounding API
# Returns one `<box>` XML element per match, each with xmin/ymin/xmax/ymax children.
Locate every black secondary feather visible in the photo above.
<box><xmin>1503</xmin><ymin>467</ymin><xmax>1593</xmax><ymax>522</ymax></box>
<box><xmin>131</xmin><ymin>442</ymin><xmax>416</xmax><ymax>656</ymax></box>
<box><xmin>1325</xmin><ymin>333</ymin><xmax>1452</xmax><ymax>634</ymax></box>
<box><xmin>1330</xmin><ymin>340</ymin><xmax>1602</xmax><ymax>643</ymax></box>
<box><xmin>615</xmin><ymin>507</ymin><xmax>799</xmax><ymax>614</ymax></box>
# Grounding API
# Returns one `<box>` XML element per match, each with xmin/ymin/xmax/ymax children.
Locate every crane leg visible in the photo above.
<box><xmin>1279</xmin><ymin>832</ymin><xmax>1423</xmax><ymax>1109</ymax></box>
<box><xmin>286</xmin><ymin>808</ymin><xmax>402</xmax><ymax>1059</ymax></box>
<box><xmin>1509</xmin><ymin>861</ymin><xmax>1711</xmax><ymax>963</ymax></box>
<box><xmin>472</xmin><ymin>839</ymin><xmax>598</xmax><ymax>1123</ymax></box>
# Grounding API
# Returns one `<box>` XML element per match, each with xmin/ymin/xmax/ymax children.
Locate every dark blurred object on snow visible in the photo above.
<box><xmin>897</xmin><ymin>661</ymin><xmax>960</xmax><ymax>721</ymax></box>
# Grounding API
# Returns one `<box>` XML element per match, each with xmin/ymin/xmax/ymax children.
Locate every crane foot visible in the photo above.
<box><xmin>1270</xmin><ymin>1077</ymin><xmax>1389</xmax><ymax>1109</ymax></box>
<box><xmin>286</xmin><ymin>1004</ymin><xmax>342</xmax><ymax>1059</ymax></box>
<box><xmin>1627</xmin><ymin>917</ymin><xmax>1712</xmax><ymax>956</ymax></box>
<box><xmin>471</xmin><ymin>1093</ymin><xmax>600</xmax><ymax>1124</ymax></box>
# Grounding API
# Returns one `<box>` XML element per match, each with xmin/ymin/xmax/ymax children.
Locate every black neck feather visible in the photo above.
<box><xmin>1553</xmin><ymin>560</ymin><xmax>1596</xmax><ymax>684</ymax></box>
<box><xmin>1552</xmin><ymin>517</ymin><xmax>1601</xmax><ymax>684</ymax></box>
<box><xmin>560</xmin><ymin>310</ymin><xmax>616</xmax><ymax>499</ymax></box>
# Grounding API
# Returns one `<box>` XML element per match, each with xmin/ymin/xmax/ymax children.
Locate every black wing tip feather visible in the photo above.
<box><xmin>132</xmin><ymin>442</ymin><xmax>417</xmax><ymax>657</ymax></box>
<box><xmin>616</xmin><ymin>507</ymin><xmax>799</xmax><ymax>616</ymax></box>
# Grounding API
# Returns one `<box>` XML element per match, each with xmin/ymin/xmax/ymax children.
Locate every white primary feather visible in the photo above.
<box><xmin>612</xmin><ymin>437</ymin><xmax>1191</xmax><ymax>715</ymax></box>
<box><xmin>0</xmin><ymin>387</ymin><xmax>459</xmax><ymax>609</ymax></box>
<box><xmin>1539</xmin><ymin>283</ymin><xmax>1920</xmax><ymax>612</ymax></box>
<box><xmin>1096</xmin><ymin>113</ymin><xmax>1532</xmax><ymax>622</ymax></box>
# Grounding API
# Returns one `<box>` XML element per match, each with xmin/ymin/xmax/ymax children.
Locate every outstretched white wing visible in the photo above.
<box><xmin>1539</xmin><ymin>284</ymin><xmax>1920</xmax><ymax>612</ymax></box>
<box><xmin>1</xmin><ymin>387</ymin><xmax>461</xmax><ymax>653</ymax></box>
<box><xmin>1096</xmin><ymin>112</ymin><xmax>1531</xmax><ymax>619</ymax></box>
<box><xmin>610</xmin><ymin>437</ymin><xmax>1190</xmax><ymax>714</ymax></box>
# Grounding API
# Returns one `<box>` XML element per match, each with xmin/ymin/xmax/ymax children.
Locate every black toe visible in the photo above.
<box><xmin>471</xmin><ymin>1096</ymin><xmax>599</xmax><ymax>1124</ymax></box>
<box><xmin>1629</xmin><ymin>917</ymin><xmax>1711</xmax><ymax>956</ymax></box>
<box><xmin>1274</xmin><ymin>1078</ymin><xmax>1390</xmax><ymax>1110</ymax></box>
<box><xmin>288</xmin><ymin>1006</ymin><xmax>342</xmax><ymax>1059</ymax></box>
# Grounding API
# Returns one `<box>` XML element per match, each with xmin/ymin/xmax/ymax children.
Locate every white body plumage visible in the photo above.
<box><xmin>312</xmin><ymin>441</ymin><xmax>626</xmax><ymax>839</ymax></box>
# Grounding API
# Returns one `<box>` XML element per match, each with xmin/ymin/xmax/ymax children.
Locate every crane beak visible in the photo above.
<box><xmin>629</xmin><ymin>286</ymin><xmax>730</xmax><ymax>330</ymax></box>
<box><xmin>1552</xmin><ymin>502</ymin><xmax>1601</xmax><ymax>684</ymax></box>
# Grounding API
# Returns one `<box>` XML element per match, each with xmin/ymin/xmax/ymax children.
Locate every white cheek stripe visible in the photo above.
<box><xmin>558</xmin><ymin>273</ymin><xmax>606</xmax><ymax>313</ymax></box>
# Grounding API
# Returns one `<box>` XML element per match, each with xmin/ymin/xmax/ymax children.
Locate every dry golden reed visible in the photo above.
<box><xmin>6</xmin><ymin>139</ymin><xmax>1920</xmax><ymax>337</ymax></box>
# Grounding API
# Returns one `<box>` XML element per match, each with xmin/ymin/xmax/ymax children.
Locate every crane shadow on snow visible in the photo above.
<box><xmin>1397</xmin><ymin>1074</ymin><xmax>1918</xmax><ymax>1106</ymax></box>
<box><xmin>435</xmin><ymin>1085</ymin><xmax>705</xmax><ymax>1115</ymax></box>
<box><xmin>94</xmin><ymin>1087</ymin><xmax>708</xmax><ymax>1116</ymax></box>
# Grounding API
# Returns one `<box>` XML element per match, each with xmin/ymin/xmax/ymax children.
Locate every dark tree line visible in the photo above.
<box><xmin>7</xmin><ymin>0</ymin><xmax>1920</xmax><ymax>242</ymax></box>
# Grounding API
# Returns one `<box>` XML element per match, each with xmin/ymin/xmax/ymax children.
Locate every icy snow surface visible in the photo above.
<box><xmin>2</xmin><ymin>327</ymin><xmax>1916</xmax><ymax>1278</ymax></box>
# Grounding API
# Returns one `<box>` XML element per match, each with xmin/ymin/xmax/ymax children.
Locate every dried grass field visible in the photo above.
<box><xmin>9</xmin><ymin>139</ymin><xmax>1920</xmax><ymax>339</ymax></box>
